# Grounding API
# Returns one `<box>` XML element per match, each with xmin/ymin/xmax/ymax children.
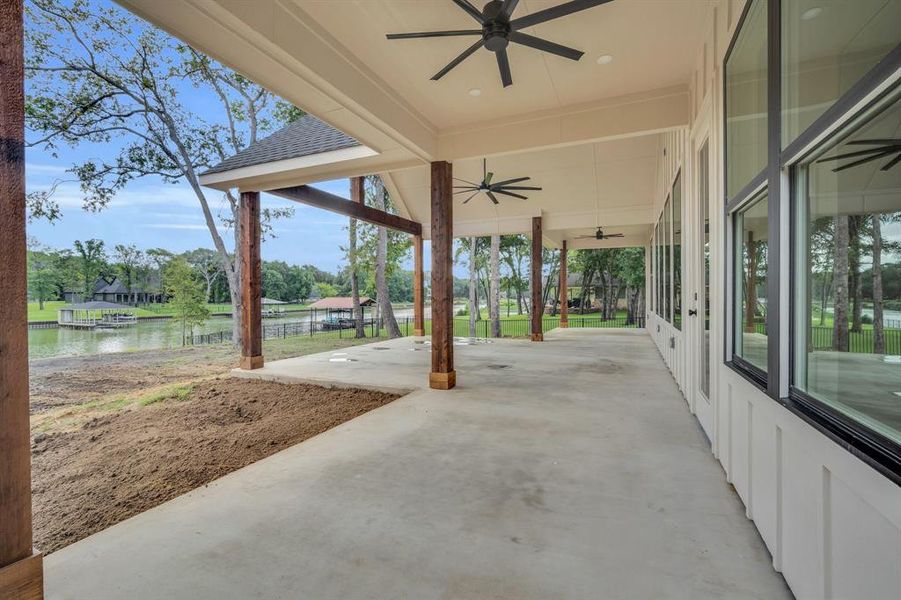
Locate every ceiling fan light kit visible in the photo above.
<box><xmin>386</xmin><ymin>0</ymin><xmax>615</xmax><ymax>88</ymax></box>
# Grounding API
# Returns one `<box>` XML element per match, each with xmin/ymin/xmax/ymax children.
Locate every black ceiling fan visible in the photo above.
<box><xmin>386</xmin><ymin>0</ymin><xmax>614</xmax><ymax>88</ymax></box>
<box><xmin>576</xmin><ymin>227</ymin><xmax>624</xmax><ymax>241</ymax></box>
<box><xmin>816</xmin><ymin>138</ymin><xmax>901</xmax><ymax>172</ymax></box>
<box><xmin>454</xmin><ymin>158</ymin><xmax>542</xmax><ymax>204</ymax></box>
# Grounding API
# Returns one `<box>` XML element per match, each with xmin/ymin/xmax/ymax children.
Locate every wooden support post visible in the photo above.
<box><xmin>531</xmin><ymin>216</ymin><xmax>544</xmax><ymax>341</ymax></box>
<box><xmin>0</xmin><ymin>1</ymin><xmax>44</xmax><ymax>597</ymax></box>
<box><xmin>559</xmin><ymin>240</ymin><xmax>569</xmax><ymax>328</ymax></box>
<box><xmin>429</xmin><ymin>162</ymin><xmax>455</xmax><ymax>389</ymax></box>
<box><xmin>240</xmin><ymin>191</ymin><xmax>263</xmax><ymax>370</ymax></box>
<box><xmin>413</xmin><ymin>233</ymin><xmax>425</xmax><ymax>337</ymax></box>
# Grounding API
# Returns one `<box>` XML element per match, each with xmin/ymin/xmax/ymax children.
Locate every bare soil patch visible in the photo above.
<box><xmin>32</xmin><ymin>377</ymin><xmax>398</xmax><ymax>554</ymax></box>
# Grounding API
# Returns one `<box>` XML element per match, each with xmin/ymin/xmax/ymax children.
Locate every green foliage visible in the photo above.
<box><xmin>315</xmin><ymin>282</ymin><xmax>338</xmax><ymax>299</ymax></box>
<box><xmin>73</xmin><ymin>239</ymin><xmax>108</xmax><ymax>299</ymax></box>
<box><xmin>163</xmin><ymin>257</ymin><xmax>210</xmax><ymax>339</ymax></box>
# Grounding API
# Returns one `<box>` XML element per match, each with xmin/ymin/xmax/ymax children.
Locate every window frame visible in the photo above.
<box><xmin>723</xmin><ymin>0</ymin><xmax>901</xmax><ymax>484</ymax></box>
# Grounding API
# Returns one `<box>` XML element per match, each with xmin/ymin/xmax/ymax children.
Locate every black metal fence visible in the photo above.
<box><xmin>749</xmin><ymin>321</ymin><xmax>901</xmax><ymax>355</ymax></box>
<box><xmin>184</xmin><ymin>313</ymin><xmax>645</xmax><ymax>346</ymax></box>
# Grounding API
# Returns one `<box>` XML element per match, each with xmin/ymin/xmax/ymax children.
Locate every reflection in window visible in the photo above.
<box><xmin>794</xmin><ymin>91</ymin><xmax>901</xmax><ymax>445</ymax></box>
<box><xmin>664</xmin><ymin>196</ymin><xmax>671</xmax><ymax>322</ymax></box>
<box><xmin>725</xmin><ymin>0</ymin><xmax>767</xmax><ymax>199</ymax></box>
<box><xmin>700</xmin><ymin>142</ymin><xmax>711</xmax><ymax>398</ymax></box>
<box><xmin>673</xmin><ymin>173</ymin><xmax>683</xmax><ymax>330</ymax></box>
<box><xmin>735</xmin><ymin>191</ymin><xmax>769</xmax><ymax>372</ymax></box>
<box><xmin>782</xmin><ymin>1</ymin><xmax>901</xmax><ymax>147</ymax></box>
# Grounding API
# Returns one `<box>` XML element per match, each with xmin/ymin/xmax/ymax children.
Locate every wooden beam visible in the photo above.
<box><xmin>531</xmin><ymin>216</ymin><xmax>543</xmax><ymax>341</ymax></box>
<box><xmin>240</xmin><ymin>191</ymin><xmax>263</xmax><ymax>370</ymax></box>
<box><xmin>270</xmin><ymin>184</ymin><xmax>421</xmax><ymax>236</ymax></box>
<box><xmin>413</xmin><ymin>234</ymin><xmax>425</xmax><ymax>337</ymax></box>
<box><xmin>559</xmin><ymin>240</ymin><xmax>568</xmax><ymax>328</ymax></box>
<box><xmin>0</xmin><ymin>1</ymin><xmax>44</xmax><ymax>597</ymax></box>
<box><xmin>429</xmin><ymin>162</ymin><xmax>455</xmax><ymax>389</ymax></box>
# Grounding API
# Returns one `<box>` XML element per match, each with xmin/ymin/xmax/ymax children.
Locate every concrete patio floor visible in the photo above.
<box><xmin>45</xmin><ymin>329</ymin><xmax>791</xmax><ymax>599</ymax></box>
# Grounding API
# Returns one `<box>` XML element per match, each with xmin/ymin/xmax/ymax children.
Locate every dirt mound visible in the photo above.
<box><xmin>32</xmin><ymin>378</ymin><xmax>397</xmax><ymax>554</ymax></box>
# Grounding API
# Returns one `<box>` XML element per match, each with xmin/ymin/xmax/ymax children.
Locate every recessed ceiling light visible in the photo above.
<box><xmin>468</xmin><ymin>88</ymin><xmax>482</xmax><ymax>97</ymax></box>
<box><xmin>801</xmin><ymin>7</ymin><xmax>823</xmax><ymax>20</ymax></box>
<box><xmin>596</xmin><ymin>54</ymin><xmax>614</xmax><ymax>65</ymax></box>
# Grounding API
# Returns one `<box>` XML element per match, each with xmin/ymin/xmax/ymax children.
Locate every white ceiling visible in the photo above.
<box><xmin>297</xmin><ymin>0</ymin><xmax>710</xmax><ymax>130</ymax></box>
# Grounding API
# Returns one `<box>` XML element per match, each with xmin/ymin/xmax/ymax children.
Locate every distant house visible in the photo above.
<box><xmin>64</xmin><ymin>276</ymin><xmax>165</xmax><ymax>305</ymax></box>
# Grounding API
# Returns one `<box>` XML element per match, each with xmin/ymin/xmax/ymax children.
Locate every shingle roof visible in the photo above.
<box><xmin>201</xmin><ymin>115</ymin><xmax>361</xmax><ymax>176</ymax></box>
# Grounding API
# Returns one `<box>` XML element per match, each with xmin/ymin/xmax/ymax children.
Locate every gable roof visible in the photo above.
<box><xmin>200</xmin><ymin>115</ymin><xmax>361</xmax><ymax>177</ymax></box>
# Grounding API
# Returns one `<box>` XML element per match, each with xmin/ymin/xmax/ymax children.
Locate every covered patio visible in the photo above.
<box><xmin>45</xmin><ymin>329</ymin><xmax>790</xmax><ymax>599</ymax></box>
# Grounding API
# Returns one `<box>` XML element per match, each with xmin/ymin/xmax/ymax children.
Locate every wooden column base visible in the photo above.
<box><xmin>559</xmin><ymin>320</ymin><xmax>569</xmax><ymax>328</ymax></box>
<box><xmin>531</xmin><ymin>333</ymin><xmax>544</xmax><ymax>342</ymax></box>
<box><xmin>429</xmin><ymin>370</ymin><xmax>456</xmax><ymax>390</ymax></box>
<box><xmin>0</xmin><ymin>553</ymin><xmax>43</xmax><ymax>600</ymax></box>
<box><xmin>240</xmin><ymin>355</ymin><xmax>264</xmax><ymax>370</ymax></box>
<box><xmin>414</xmin><ymin>329</ymin><xmax>425</xmax><ymax>337</ymax></box>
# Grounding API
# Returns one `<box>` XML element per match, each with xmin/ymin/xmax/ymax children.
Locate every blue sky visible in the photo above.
<box><xmin>24</xmin><ymin>0</ymin><xmax>438</xmax><ymax>275</ymax></box>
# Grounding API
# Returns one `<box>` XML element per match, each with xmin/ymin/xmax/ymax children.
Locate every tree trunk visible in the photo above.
<box><xmin>873</xmin><ymin>215</ymin><xmax>884</xmax><ymax>354</ymax></box>
<box><xmin>850</xmin><ymin>216</ymin><xmax>862</xmax><ymax>333</ymax></box>
<box><xmin>490</xmin><ymin>235</ymin><xmax>500</xmax><ymax>338</ymax></box>
<box><xmin>372</xmin><ymin>178</ymin><xmax>401</xmax><ymax>338</ymax></box>
<box><xmin>349</xmin><ymin>216</ymin><xmax>365</xmax><ymax>338</ymax></box>
<box><xmin>832</xmin><ymin>215</ymin><xmax>850</xmax><ymax>352</ymax></box>
<box><xmin>745</xmin><ymin>232</ymin><xmax>757</xmax><ymax>333</ymax></box>
<box><xmin>469</xmin><ymin>237</ymin><xmax>478</xmax><ymax>337</ymax></box>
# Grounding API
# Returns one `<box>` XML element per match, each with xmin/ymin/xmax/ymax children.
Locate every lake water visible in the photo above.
<box><xmin>28</xmin><ymin>315</ymin><xmax>309</xmax><ymax>360</ymax></box>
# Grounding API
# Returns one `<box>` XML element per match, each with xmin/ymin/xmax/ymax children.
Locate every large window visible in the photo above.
<box><xmin>793</xmin><ymin>90</ymin><xmax>901</xmax><ymax>445</ymax></box>
<box><xmin>725</xmin><ymin>0</ymin><xmax>768</xmax><ymax>199</ymax></box>
<box><xmin>673</xmin><ymin>173</ymin><xmax>683</xmax><ymax>330</ymax></box>
<box><xmin>723</xmin><ymin>0</ymin><xmax>901</xmax><ymax>480</ymax></box>
<box><xmin>782</xmin><ymin>1</ymin><xmax>901</xmax><ymax>147</ymax></box>
<box><xmin>734</xmin><ymin>190</ymin><xmax>769</xmax><ymax>373</ymax></box>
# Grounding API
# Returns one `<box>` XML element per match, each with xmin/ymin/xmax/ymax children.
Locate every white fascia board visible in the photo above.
<box><xmin>198</xmin><ymin>145</ymin><xmax>378</xmax><ymax>190</ymax></box>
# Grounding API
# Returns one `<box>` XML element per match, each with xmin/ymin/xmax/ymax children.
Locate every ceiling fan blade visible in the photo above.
<box><xmin>486</xmin><ymin>190</ymin><xmax>500</xmax><ymax>205</ymax></box>
<box><xmin>454</xmin><ymin>177</ymin><xmax>480</xmax><ymax>186</ymax></box>
<box><xmin>509</xmin><ymin>31</ymin><xmax>583</xmax><ymax>61</ymax></box>
<box><xmin>454</xmin><ymin>188</ymin><xmax>479</xmax><ymax>194</ymax></box>
<box><xmin>574</xmin><ymin>235</ymin><xmax>594</xmax><ymax>239</ymax></box>
<box><xmin>831</xmin><ymin>148</ymin><xmax>899</xmax><ymax>172</ymax></box>
<box><xmin>604</xmin><ymin>233</ymin><xmax>625</xmax><ymax>238</ymax></box>
<box><xmin>432</xmin><ymin>39</ymin><xmax>484</xmax><ymax>81</ymax></box>
<box><xmin>462</xmin><ymin>191</ymin><xmax>481</xmax><ymax>204</ymax></box>
<box><xmin>500</xmin><ymin>0</ymin><xmax>520</xmax><ymax>20</ymax></box>
<box><xmin>492</xmin><ymin>189</ymin><xmax>528</xmax><ymax>200</ymax></box>
<box><xmin>881</xmin><ymin>153</ymin><xmax>901</xmax><ymax>171</ymax></box>
<box><xmin>491</xmin><ymin>176</ymin><xmax>530</xmax><ymax>187</ymax></box>
<box><xmin>485</xmin><ymin>172</ymin><xmax>494</xmax><ymax>185</ymax></box>
<box><xmin>817</xmin><ymin>146</ymin><xmax>898</xmax><ymax>163</ymax></box>
<box><xmin>497</xmin><ymin>185</ymin><xmax>542</xmax><ymax>191</ymax></box>
<box><xmin>846</xmin><ymin>138</ymin><xmax>901</xmax><ymax>146</ymax></box>
<box><xmin>387</xmin><ymin>30</ymin><xmax>483</xmax><ymax>40</ymax></box>
<box><xmin>510</xmin><ymin>0</ymin><xmax>614</xmax><ymax>30</ymax></box>
<box><xmin>496</xmin><ymin>49</ymin><xmax>513</xmax><ymax>87</ymax></box>
<box><xmin>452</xmin><ymin>0</ymin><xmax>486</xmax><ymax>23</ymax></box>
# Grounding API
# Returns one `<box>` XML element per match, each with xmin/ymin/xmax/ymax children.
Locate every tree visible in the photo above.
<box><xmin>73</xmin><ymin>239</ymin><xmax>107</xmax><ymax>300</ymax></box>
<box><xmin>24</xmin><ymin>0</ymin><xmax>297</xmax><ymax>347</ymax></box>
<box><xmin>363</xmin><ymin>176</ymin><xmax>404</xmax><ymax>338</ymax></box>
<box><xmin>346</xmin><ymin>186</ymin><xmax>365</xmax><ymax>338</ymax></box>
<box><xmin>184</xmin><ymin>248</ymin><xmax>222</xmax><ymax>302</ymax></box>
<box><xmin>500</xmin><ymin>235</ymin><xmax>529</xmax><ymax>314</ymax></box>
<box><xmin>833</xmin><ymin>215</ymin><xmax>850</xmax><ymax>352</ymax></box>
<box><xmin>163</xmin><ymin>257</ymin><xmax>210</xmax><ymax>342</ymax></box>
<box><xmin>315</xmin><ymin>282</ymin><xmax>338</xmax><ymax>299</ymax></box>
<box><xmin>872</xmin><ymin>214</ymin><xmax>884</xmax><ymax>354</ymax></box>
<box><xmin>27</xmin><ymin>246</ymin><xmax>64</xmax><ymax>309</ymax></box>
<box><xmin>114</xmin><ymin>244</ymin><xmax>144</xmax><ymax>304</ymax></box>
<box><xmin>490</xmin><ymin>235</ymin><xmax>500</xmax><ymax>337</ymax></box>
<box><xmin>262</xmin><ymin>268</ymin><xmax>287</xmax><ymax>300</ymax></box>
<box><xmin>468</xmin><ymin>237</ymin><xmax>480</xmax><ymax>336</ymax></box>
